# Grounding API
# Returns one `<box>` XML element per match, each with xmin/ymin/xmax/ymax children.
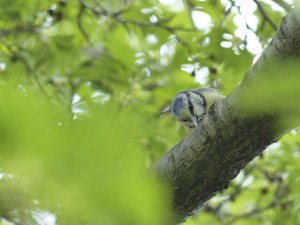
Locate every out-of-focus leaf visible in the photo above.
<box><xmin>0</xmin><ymin>86</ymin><xmax>170</xmax><ymax>225</ymax></box>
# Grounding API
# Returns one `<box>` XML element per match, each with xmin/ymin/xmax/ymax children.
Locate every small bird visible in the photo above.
<box><xmin>171</xmin><ymin>88</ymin><xmax>224</xmax><ymax>131</ymax></box>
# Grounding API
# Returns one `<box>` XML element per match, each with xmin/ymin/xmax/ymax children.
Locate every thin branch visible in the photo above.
<box><xmin>81</xmin><ymin>0</ymin><xmax>196</xmax><ymax>32</ymax></box>
<box><xmin>3</xmin><ymin>42</ymin><xmax>49</xmax><ymax>97</ymax></box>
<box><xmin>79</xmin><ymin>0</ymin><xmax>196</xmax><ymax>54</ymax></box>
<box><xmin>117</xmin><ymin>18</ymin><xmax>196</xmax><ymax>32</ymax></box>
<box><xmin>77</xmin><ymin>0</ymin><xmax>92</xmax><ymax>45</ymax></box>
<box><xmin>227</xmin><ymin>0</ymin><xmax>264</xmax><ymax>47</ymax></box>
<box><xmin>219</xmin><ymin>0</ymin><xmax>235</xmax><ymax>27</ymax></box>
<box><xmin>0</xmin><ymin>26</ymin><xmax>40</xmax><ymax>39</ymax></box>
<box><xmin>253</xmin><ymin>0</ymin><xmax>278</xmax><ymax>31</ymax></box>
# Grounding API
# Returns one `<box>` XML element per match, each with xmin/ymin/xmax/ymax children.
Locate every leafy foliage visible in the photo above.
<box><xmin>0</xmin><ymin>0</ymin><xmax>299</xmax><ymax>224</ymax></box>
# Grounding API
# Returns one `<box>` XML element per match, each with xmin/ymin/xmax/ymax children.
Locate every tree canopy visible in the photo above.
<box><xmin>1</xmin><ymin>1</ymin><xmax>300</xmax><ymax>225</ymax></box>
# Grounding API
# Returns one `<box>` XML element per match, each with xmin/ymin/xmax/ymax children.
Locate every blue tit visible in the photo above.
<box><xmin>171</xmin><ymin>88</ymin><xmax>224</xmax><ymax>131</ymax></box>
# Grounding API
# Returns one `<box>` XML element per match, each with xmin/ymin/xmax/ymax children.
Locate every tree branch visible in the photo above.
<box><xmin>253</xmin><ymin>0</ymin><xmax>278</xmax><ymax>31</ymax></box>
<box><xmin>77</xmin><ymin>0</ymin><xmax>91</xmax><ymax>45</ymax></box>
<box><xmin>153</xmin><ymin>7</ymin><xmax>300</xmax><ymax>224</ymax></box>
<box><xmin>79</xmin><ymin>0</ymin><xmax>196</xmax><ymax>54</ymax></box>
<box><xmin>2</xmin><ymin>42</ymin><xmax>49</xmax><ymax>97</ymax></box>
<box><xmin>0</xmin><ymin>26</ymin><xmax>40</xmax><ymax>38</ymax></box>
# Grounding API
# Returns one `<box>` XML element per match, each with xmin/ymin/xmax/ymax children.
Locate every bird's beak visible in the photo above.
<box><xmin>191</xmin><ymin>115</ymin><xmax>198</xmax><ymax>126</ymax></box>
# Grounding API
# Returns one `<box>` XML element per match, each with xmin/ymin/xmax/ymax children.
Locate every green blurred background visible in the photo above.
<box><xmin>0</xmin><ymin>0</ymin><xmax>300</xmax><ymax>224</ymax></box>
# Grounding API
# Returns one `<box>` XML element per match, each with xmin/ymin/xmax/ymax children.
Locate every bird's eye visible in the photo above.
<box><xmin>196</xmin><ymin>116</ymin><xmax>203</xmax><ymax>123</ymax></box>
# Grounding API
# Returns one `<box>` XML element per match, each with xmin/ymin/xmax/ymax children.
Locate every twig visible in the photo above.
<box><xmin>79</xmin><ymin>0</ymin><xmax>196</xmax><ymax>54</ymax></box>
<box><xmin>219</xmin><ymin>0</ymin><xmax>235</xmax><ymax>27</ymax></box>
<box><xmin>253</xmin><ymin>0</ymin><xmax>278</xmax><ymax>31</ymax></box>
<box><xmin>81</xmin><ymin>0</ymin><xmax>196</xmax><ymax>33</ymax></box>
<box><xmin>77</xmin><ymin>0</ymin><xmax>91</xmax><ymax>44</ymax></box>
<box><xmin>3</xmin><ymin>42</ymin><xmax>49</xmax><ymax>97</ymax></box>
<box><xmin>0</xmin><ymin>26</ymin><xmax>40</xmax><ymax>39</ymax></box>
<box><xmin>226</xmin><ymin>0</ymin><xmax>263</xmax><ymax>47</ymax></box>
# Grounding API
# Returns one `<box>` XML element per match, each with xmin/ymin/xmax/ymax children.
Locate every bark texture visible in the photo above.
<box><xmin>154</xmin><ymin>7</ymin><xmax>300</xmax><ymax>224</ymax></box>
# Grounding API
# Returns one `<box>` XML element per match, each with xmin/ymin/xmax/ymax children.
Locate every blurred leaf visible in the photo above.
<box><xmin>0</xmin><ymin>86</ymin><xmax>170</xmax><ymax>225</ymax></box>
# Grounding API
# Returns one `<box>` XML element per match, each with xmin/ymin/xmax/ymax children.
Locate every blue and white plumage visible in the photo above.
<box><xmin>171</xmin><ymin>88</ymin><xmax>224</xmax><ymax>131</ymax></box>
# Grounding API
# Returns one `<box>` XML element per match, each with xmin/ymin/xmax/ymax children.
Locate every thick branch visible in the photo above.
<box><xmin>154</xmin><ymin>7</ymin><xmax>300</xmax><ymax>224</ymax></box>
